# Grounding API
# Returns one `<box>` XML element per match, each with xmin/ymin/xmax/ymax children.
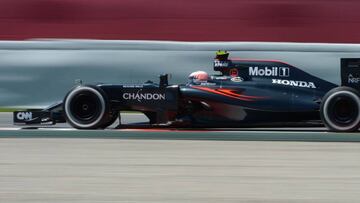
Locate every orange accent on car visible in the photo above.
<box><xmin>191</xmin><ymin>86</ymin><xmax>266</xmax><ymax>102</ymax></box>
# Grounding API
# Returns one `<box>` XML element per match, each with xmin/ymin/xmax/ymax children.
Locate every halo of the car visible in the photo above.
<box><xmin>64</xmin><ymin>86</ymin><xmax>106</xmax><ymax>129</ymax></box>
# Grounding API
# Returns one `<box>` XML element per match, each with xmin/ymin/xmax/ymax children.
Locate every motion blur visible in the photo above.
<box><xmin>0</xmin><ymin>0</ymin><xmax>359</xmax><ymax>42</ymax></box>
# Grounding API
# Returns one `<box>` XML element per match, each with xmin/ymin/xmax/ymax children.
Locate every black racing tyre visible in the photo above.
<box><xmin>63</xmin><ymin>85</ymin><xmax>110</xmax><ymax>129</ymax></box>
<box><xmin>320</xmin><ymin>86</ymin><xmax>360</xmax><ymax>132</ymax></box>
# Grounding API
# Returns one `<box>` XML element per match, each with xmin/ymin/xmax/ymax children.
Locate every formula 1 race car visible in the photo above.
<box><xmin>13</xmin><ymin>51</ymin><xmax>360</xmax><ymax>132</ymax></box>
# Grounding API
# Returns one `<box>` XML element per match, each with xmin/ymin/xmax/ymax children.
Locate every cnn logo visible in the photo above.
<box><xmin>16</xmin><ymin>112</ymin><xmax>32</xmax><ymax>120</ymax></box>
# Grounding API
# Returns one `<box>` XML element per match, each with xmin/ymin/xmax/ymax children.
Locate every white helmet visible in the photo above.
<box><xmin>188</xmin><ymin>71</ymin><xmax>209</xmax><ymax>82</ymax></box>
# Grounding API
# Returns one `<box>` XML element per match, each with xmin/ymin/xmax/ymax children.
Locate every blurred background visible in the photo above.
<box><xmin>0</xmin><ymin>0</ymin><xmax>360</xmax><ymax>42</ymax></box>
<box><xmin>2</xmin><ymin>0</ymin><xmax>360</xmax><ymax>107</ymax></box>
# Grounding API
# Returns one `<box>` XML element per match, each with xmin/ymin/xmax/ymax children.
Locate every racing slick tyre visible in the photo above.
<box><xmin>63</xmin><ymin>85</ymin><xmax>110</xmax><ymax>129</ymax></box>
<box><xmin>320</xmin><ymin>86</ymin><xmax>360</xmax><ymax>132</ymax></box>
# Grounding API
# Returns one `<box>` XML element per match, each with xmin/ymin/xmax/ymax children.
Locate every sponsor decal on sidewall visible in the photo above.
<box><xmin>348</xmin><ymin>74</ymin><xmax>360</xmax><ymax>84</ymax></box>
<box><xmin>16</xmin><ymin>112</ymin><xmax>33</xmax><ymax>121</ymax></box>
<box><xmin>200</xmin><ymin>82</ymin><xmax>217</xmax><ymax>86</ymax></box>
<box><xmin>272</xmin><ymin>79</ymin><xmax>316</xmax><ymax>89</ymax></box>
<box><xmin>123</xmin><ymin>90</ymin><xmax>166</xmax><ymax>102</ymax></box>
<box><xmin>231</xmin><ymin>77</ymin><xmax>244</xmax><ymax>82</ymax></box>
<box><xmin>122</xmin><ymin>85</ymin><xmax>144</xmax><ymax>88</ymax></box>
<box><xmin>214</xmin><ymin>60</ymin><xmax>229</xmax><ymax>68</ymax></box>
<box><xmin>212</xmin><ymin>76</ymin><xmax>228</xmax><ymax>80</ymax></box>
<box><xmin>249</xmin><ymin>66</ymin><xmax>289</xmax><ymax>77</ymax></box>
<box><xmin>229</xmin><ymin>68</ymin><xmax>238</xmax><ymax>77</ymax></box>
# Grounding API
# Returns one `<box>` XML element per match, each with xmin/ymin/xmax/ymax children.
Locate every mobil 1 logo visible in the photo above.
<box><xmin>249</xmin><ymin>66</ymin><xmax>290</xmax><ymax>77</ymax></box>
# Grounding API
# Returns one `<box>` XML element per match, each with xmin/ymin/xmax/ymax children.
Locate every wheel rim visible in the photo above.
<box><xmin>70</xmin><ymin>92</ymin><xmax>101</xmax><ymax>123</ymax></box>
<box><xmin>331</xmin><ymin>97</ymin><xmax>358</xmax><ymax>124</ymax></box>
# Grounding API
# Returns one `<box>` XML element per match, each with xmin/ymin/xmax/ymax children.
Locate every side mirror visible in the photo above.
<box><xmin>159</xmin><ymin>74</ymin><xmax>170</xmax><ymax>88</ymax></box>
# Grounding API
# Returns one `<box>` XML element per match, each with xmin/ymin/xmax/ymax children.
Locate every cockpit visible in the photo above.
<box><xmin>188</xmin><ymin>51</ymin><xmax>248</xmax><ymax>85</ymax></box>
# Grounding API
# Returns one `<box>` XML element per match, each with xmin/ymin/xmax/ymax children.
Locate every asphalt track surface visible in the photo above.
<box><xmin>1</xmin><ymin>112</ymin><xmax>360</xmax><ymax>142</ymax></box>
<box><xmin>1</xmin><ymin>113</ymin><xmax>360</xmax><ymax>202</ymax></box>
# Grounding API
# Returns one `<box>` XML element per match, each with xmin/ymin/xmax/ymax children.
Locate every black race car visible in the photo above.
<box><xmin>13</xmin><ymin>51</ymin><xmax>360</xmax><ymax>132</ymax></box>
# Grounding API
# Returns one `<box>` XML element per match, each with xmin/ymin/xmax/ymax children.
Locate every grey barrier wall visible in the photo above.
<box><xmin>1</xmin><ymin>39</ymin><xmax>360</xmax><ymax>108</ymax></box>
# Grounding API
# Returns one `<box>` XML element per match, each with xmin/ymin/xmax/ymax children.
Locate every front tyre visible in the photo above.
<box><xmin>320</xmin><ymin>86</ymin><xmax>360</xmax><ymax>132</ymax></box>
<box><xmin>63</xmin><ymin>85</ymin><xmax>109</xmax><ymax>129</ymax></box>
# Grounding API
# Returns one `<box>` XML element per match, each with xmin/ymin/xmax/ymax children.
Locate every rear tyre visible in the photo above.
<box><xmin>63</xmin><ymin>85</ymin><xmax>109</xmax><ymax>129</ymax></box>
<box><xmin>320</xmin><ymin>86</ymin><xmax>360</xmax><ymax>132</ymax></box>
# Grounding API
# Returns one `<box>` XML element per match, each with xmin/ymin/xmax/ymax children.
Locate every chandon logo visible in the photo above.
<box><xmin>272</xmin><ymin>79</ymin><xmax>316</xmax><ymax>89</ymax></box>
<box><xmin>123</xmin><ymin>90</ymin><xmax>166</xmax><ymax>102</ymax></box>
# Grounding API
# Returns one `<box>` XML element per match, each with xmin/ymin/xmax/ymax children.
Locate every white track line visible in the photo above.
<box><xmin>0</xmin><ymin>127</ymin><xmax>332</xmax><ymax>134</ymax></box>
<box><xmin>0</xmin><ymin>127</ymin><xmax>21</xmax><ymax>130</ymax></box>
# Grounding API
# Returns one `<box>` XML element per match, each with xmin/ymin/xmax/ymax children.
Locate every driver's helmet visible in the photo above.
<box><xmin>215</xmin><ymin>50</ymin><xmax>229</xmax><ymax>61</ymax></box>
<box><xmin>188</xmin><ymin>71</ymin><xmax>209</xmax><ymax>83</ymax></box>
